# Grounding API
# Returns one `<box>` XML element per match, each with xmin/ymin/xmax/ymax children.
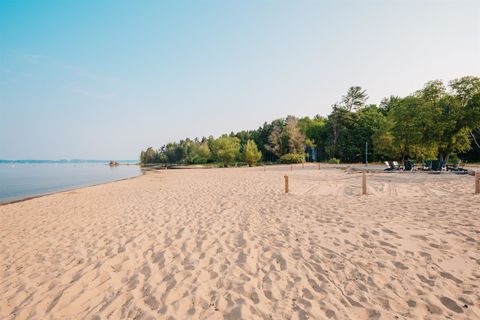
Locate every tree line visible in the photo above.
<box><xmin>140</xmin><ymin>76</ymin><xmax>480</xmax><ymax>166</ymax></box>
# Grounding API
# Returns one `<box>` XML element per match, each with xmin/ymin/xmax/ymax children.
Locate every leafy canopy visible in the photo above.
<box><xmin>243</xmin><ymin>140</ymin><xmax>262</xmax><ymax>167</ymax></box>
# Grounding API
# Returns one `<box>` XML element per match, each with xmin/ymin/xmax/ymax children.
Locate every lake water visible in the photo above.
<box><xmin>0</xmin><ymin>163</ymin><xmax>142</xmax><ymax>203</ymax></box>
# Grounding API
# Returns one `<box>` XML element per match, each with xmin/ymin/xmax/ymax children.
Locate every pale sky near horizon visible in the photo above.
<box><xmin>1</xmin><ymin>0</ymin><xmax>479</xmax><ymax>160</ymax></box>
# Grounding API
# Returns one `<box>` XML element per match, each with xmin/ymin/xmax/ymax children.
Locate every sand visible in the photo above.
<box><xmin>0</xmin><ymin>165</ymin><xmax>479</xmax><ymax>319</ymax></box>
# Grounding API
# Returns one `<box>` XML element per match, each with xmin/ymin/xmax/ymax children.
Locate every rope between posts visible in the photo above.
<box><xmin>282</xmin><ymin>171</ymin><xmax>479</xmax><ymax>195</ymax></box>
<box><xmin>287</xmin><ymin>174</ymin><xmax>470</xmax><ymax>183</ymax></box>
<box><xmin>287</xmin><ymin>175</ymin><xmax>361</xmax><ymax>182</ymax></box>
<box><xmin>365</xmin><ymin>175</ymin><xmax>469</xmax><ymax>183</ymax></box>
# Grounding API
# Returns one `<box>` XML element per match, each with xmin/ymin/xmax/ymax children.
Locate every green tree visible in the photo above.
<box><xmin>450</xmin><ymin>76</ymin><xmax>480</xmax><ymax>104</ymax></box>
<box><xmin>140</xmin><ymin>147</ymin><xmax>158</xmax><ymax>164</ymax></box>
<box><xmin>415</xmin><ymin>80</ymin><xmax>446</xmax><ymax>104</ymax></box>
<box><xmin>265</xmin><ymin>119</ymin><xmax>285</xmax><ymax>159</ymax></box>
<box><xmin>298</xmin><ymin>116</ymin><xmax>328</xmax><ymax>161</ymax></box>
<box><xmin>372</xmin><ymin>117</ymin><xmax>396</xmax><ymax>159</ymax></box>
<box><xmin>243</xmin><ymin>140</ymin><xmax>262</xmax><ymax>166</ymax></box>
<box><xmin>433</xmin><ymin>77</ymin><xmax>480</xmax><ymax>161</ymax></box>
<box><xmin>388</xmin><ymin>96</ymin><xmax>437</xmax><ymax>160</ymax></box>
<box><xmin>417</xmin><ymin>77</ymin><xmax>480</xmax><ymax>161</ymax></box>
<box><xmin>284</xmin><ymin>116</ymin><xmax>306</xmax><ymax>155</ymax></box>
<box><xmin>186</xmin><ymin>141</ymin><xmax>211</xmax><ymax>164</ymax></box>
<box><xmin>341</xmin><ymin>86</ymin><xmax>369</xmax><ymax>111</ymax></box>
<box><xmin>211</xmin><ymin>136</ymin><xmax>240</xmax><ymax>165</ymax></box>
<box><xmin>324</xmin><ymin>106</ymin><xmax>358</xmax><ymax>162</ymax></box>
<box><xmin>354</xmin><ymin>105</ymin><xmax>388</xmax><ymax>162</ymax></box>
<box><xmin>379</xmin><ymin>95</ymin><xmax>401</xmax><ymax>116</ymax></box>
<box><xmin>251</xmin><ymin>122</ymin><xmax>274</xmax><ymax>162</ymax></box>
<box><xmin>298</xmin><ymin>116</ymin><xmax>326</xmax><ymax>143</ymax></box>
<box><xmin>234</xmin><ymin>130</ymin><xmax>254</xmax><ymax>149</ymax></box>
<box><xmin>139</xmin><ymin>75</ymin><xmax>480</xmax><ymax>165</ymax></box>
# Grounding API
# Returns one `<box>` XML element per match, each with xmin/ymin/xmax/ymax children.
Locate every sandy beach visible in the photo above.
<box><xmin>1</xmin><ymin>165</ymin><xmax>479</xmax><ymax>319</ymax></box>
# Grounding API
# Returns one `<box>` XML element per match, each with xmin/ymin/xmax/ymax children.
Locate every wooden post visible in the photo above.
<box><xmin>475</xmin><ymin>172</ymin><xmax>479</xmax><ymax>192</ymax></box>
<box><xmin>290</xmin><ymin>164</ymin><xmax>293</xmax><ymax>171</ymax></box>
<box><xmin>318</xmin><ymin>162</ymin><xmax>321</xmax><ymax>170</ymax></box>
<box><xmin>362</xmin><ymin>171</ymin><xmax>367</xmax><ymax>195</ymax></box>
<box><xmin>284</xmin><ymin>175</ymin><xmax>289</xmax><ymax>193</ymax></box>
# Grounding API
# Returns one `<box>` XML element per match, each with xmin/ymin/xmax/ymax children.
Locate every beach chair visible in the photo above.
<box><xmin>384</xmin><ymin>161</ymin><xmax>394</xmax><ymax>171</ymax></box>
<box><xmin>423</xmin><ymin>160</ymin><xmax>433</xmax><ymax>171</ymax></box>
<box><xmin>431</xmin><ymin>160</ymin><xmax>442</xmax><ymax>172</ymax></box>
<box><xmin>447</xmin><ymin>160</ymin><xmax>468</xmax><ymax>173</ymax></box>
<box><xmin>447</xmin><ymin>161</ymin><xmax>457</xmax><ymax>171</ymax></box>
<box><xmin>392</xmin><ymin>161</ymin><xmax>401</xmax><ymax>170</ymax></box>
<box><xmin>404</xmin><ymin>160</ymin><xmax>415</xmax><ymax>171</ymax></box>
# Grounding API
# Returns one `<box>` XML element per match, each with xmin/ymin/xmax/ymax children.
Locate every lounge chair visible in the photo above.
<box><xmin>385</xmin><ymin>161</ymin><xmax>401</xmax><ymax>171</ymax></box>
<box><xmin>447</xmin><ymin>160</ymin><xmax>468</xmax><ymax>173</ymax></box>
<box><xmin>404</xmin><ymin>160</ymin><xmax>415</xmax><ymax>171</ymax></box>
<box><xmin>392</xmin><ymin>161</ymin><xmax>401</xmax><ymax>170</ymax></box>
<box><xmin>384</xmin><ymin>161</ymin><xmax>394</xmax><ymax>171</ymax></box>
<box><xmin>423</xmin><ymin>160</ymin><xmax>433</xmax><ymax>171</ymax></box>
<box><xmin>431</xmin><ymin>160</ymin><xmax>443</xmax><ymax>172</ymax></box>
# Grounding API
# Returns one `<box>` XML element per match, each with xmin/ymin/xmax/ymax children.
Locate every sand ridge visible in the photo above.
<box><xmin>0</xmin><ymin>166</ymin><xmax>479</xmax><ymax>319</ymax></box>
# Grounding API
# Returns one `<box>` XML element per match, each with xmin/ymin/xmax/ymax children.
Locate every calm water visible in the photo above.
<box><xmin>0</xmin><ymin>163</ymin><xmax>142</xmax><ymax>203</ymax></box>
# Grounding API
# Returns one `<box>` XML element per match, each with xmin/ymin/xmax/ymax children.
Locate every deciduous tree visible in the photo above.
<box><xmin>243</xmin><ymin>140</ymin><xmax>262</xmax><ymax>166</ymax></box>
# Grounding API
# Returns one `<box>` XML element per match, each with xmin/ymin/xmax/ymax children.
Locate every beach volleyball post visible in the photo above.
<box><xmin>476</xmin><ymin>172</ymin><xmax>480</xmax><ymax>194</ymax></box>
<box><xmin>362</xmin><ymin>171</ymin><xmax>367</xmax><ymax>195</ymax></box>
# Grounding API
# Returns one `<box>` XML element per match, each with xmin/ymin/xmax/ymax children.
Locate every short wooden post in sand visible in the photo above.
<box><xmin>476</xmin><ymin>172</ymin><xmax>480</xmax><ymax>194</ymax></box>
<box><xmin>362</xmin><ymin>171</ymin><xmax>367</xmax><ymax>195</ymax></box>
<box><xmin>290</xmin><ymin>164</ymin><xmax>293</xmax><ymax>171</ymax></box>
<box><xmin>318</xmin><ymin>162</ymin><xmax>321</xmax><ymax>170</ymax></box>
<box><xmin>284</xmin><ymin>175</ymin><xmax>289</xmax><ymax>193</ymax></box>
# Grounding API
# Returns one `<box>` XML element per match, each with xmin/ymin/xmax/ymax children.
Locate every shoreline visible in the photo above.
<box><xmin>2</xmin><ymin>163</ymin><xmax>477</xmax><ymax>206</ymax></box>
<box><xmin>0</xmin><ymin>171</ymin><xmax>145</xmax><ymax>206</ymax></box>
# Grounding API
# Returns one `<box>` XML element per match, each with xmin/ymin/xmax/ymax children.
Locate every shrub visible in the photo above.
<box><xmin>279</xmin><ymin>153</ymin><xmax>304</xmax><ymax>164</ymax></box>
<box><xmin>328</xmin><ymin>157</ymin><xmax>340</xmax><ymax>164</ymax></box>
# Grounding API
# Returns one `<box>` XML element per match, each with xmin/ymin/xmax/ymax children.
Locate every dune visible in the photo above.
<box><xmin>0</xmin><ymin>165</ymin><xmax>479</xmax><ymax>319</ymax></box>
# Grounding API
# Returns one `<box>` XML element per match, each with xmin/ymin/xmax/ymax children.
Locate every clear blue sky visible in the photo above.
<box><xmin>1</xmin><ymin>0</ymin><xmax>479</xmax><ymax>160</ymax></box>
